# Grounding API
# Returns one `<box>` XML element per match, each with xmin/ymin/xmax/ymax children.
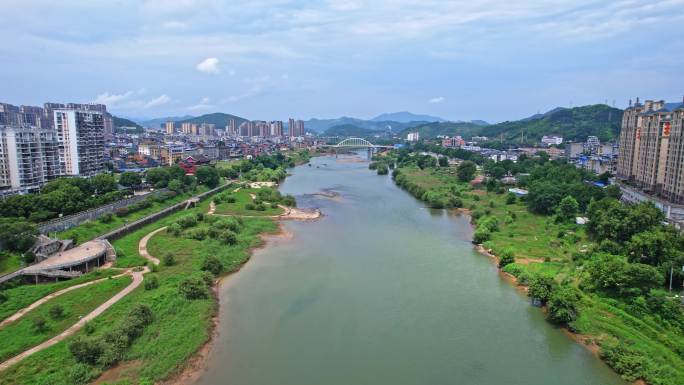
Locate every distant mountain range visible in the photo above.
<box><xmin>370</xmin><ymin>111</ymin><xmax>446</xmax><ymax>123</ymax></box>
<box><xmin>134</xmin><ymin>115</ymin><xmax>195</xmax><ymax>128</ymax></box>
<box><xmin>176</xmin><ymin>113</ymin><xmax>249</xmax><ymax>129</ymax></box>
<box><xmin>111</xmin><ymin>115</ymin><xmax>142</xmax><ymax>129</ymax></box>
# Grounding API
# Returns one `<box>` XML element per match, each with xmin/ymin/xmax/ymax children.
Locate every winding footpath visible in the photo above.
<box><xmin>0</xmin><ymin>228</ymin><xmax>163</xmax><ymax>372</ymax></box>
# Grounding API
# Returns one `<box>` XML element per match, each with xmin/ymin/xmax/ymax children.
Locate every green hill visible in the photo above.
<box><xmin>481</xmin><ymin>104</ymin><xmax>623</xmax><ymax>143</ymax></box>
<box><xmin>323</xmin><ymin>124</ymin><xmax>378</xmax><ymax>137</ymax></box>
<box><xmin>398</xmin><ymin>122</ymin><xmax>483</xmax><ymax>139</ymax></box>
<box><xmin>112</xmin><ymin>115</ymin><xmax>142</xmax><ymax>129</ymax></box>
<box><xmin>174</xmin><ymin>113</ymin><xmax>249</xmax><ymax>129</ymax></box>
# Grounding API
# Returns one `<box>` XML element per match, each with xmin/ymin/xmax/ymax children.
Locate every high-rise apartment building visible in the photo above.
<box><xmin>270</xmin><ymin>121</ymin><xmax>283</xmax><ymax>137</ymax></box>
<box><xmin>0</xmin><ymin>125</ymin><xmax>61</xmax><ymax>193</ymax></box>
<box><xmin>54</xmin><ymin>109</ymin><xmax>106</xmax><ymax>176</ymax></box>
<box><xmin>181</xmin><ymin>122</ymin><xmax>193</xmax><ymax>134</ymax></box>
<box><xmin>165</xmin><ymin>121</ymin><xmax>175</xmax><ymax>135</ymax></box>
<box><xmin>617</xmin><ymin>98</ymin><xmax>684</xmax><ymax>203</ymax></box>
<box><xmin>288</xmin><ymin>118</ymin><xmax>305</xmax><ymax>138</ymax></box>
<box><xmin>239</xmin><ymin>121</ymin><xmax>254</xmax><ymax>137</ymax></box>
<box><xmin>226</xmin><ymin>119</ymin><xmax>237</xmax><ymax>137</ymax></box>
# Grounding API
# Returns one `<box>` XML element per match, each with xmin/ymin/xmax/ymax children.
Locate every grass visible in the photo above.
<box><xmin>0</xmin><ymin>198</ymin><xmax>278</xmax><ymax>385</ymax></box>
<box><xmin>0</xmin><ymin>275</ymin><xmax>132</xmax><ymax>362</ymax></box>
<box><xmin>0</xmin><ymin>269</ymin><xmax>120</xmax><ymax>322</ymax></box>
<box><xmin>213</xmin><ymin>188</ymin><xmax>284</xmax><ymax>217</ymax></box>
<box><xmin>394</xmin><ymin>164</ymin><xmax>684</xmax><ymax>385</ymax></box>
<box><xmin>56</xmin><ymin>186</ymin><xmax>209</xmax><ymax>244</ymax></box>
<box><xmin>0</xmin><ymin>253</ymin><xmax>22</xmax><ymax>276</ymax></box>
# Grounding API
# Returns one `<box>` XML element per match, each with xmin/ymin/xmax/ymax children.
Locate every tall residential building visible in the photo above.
<box><xmin>239</xmin><ymin>121</ymin><xmax>254</xmax><ymax>137</ymax></box>
<box><xmin>165</xmin><ymin>121</ymin><xmax>175</xmax><ymax>135</ymax></box>
<box><xmin>288</xmin><ymin>118</ymin><xmax>304</xmax><ymax>138</ymax></box>
<box><xmin>54</xmin><ymin>109</ymin><xmax>106</xmax><ymax>176</ymax></box>
<box><xmin>270</xmin><ymin>120</ymin><xmax>283</xmax><ymax>137</ymax></box>
<box><xmin>617</xmin><ymin>97</ymin><xmax>684</xmax><ymax>203</ymax></box>
<box><xmin>0</xmin><ymin>125</ymin><xmax>61</xmax><ymax>193</ymax></box>
<box><xmin>181</xmin><ymin>122</ymin><xmax>193</xmax><ymax>134</ymax></box>
<box><xmin>226</xmin><ymin>119</ymin><xmax>237</xmax><ymax>137</ymax></box>
<box><xmin>255</xmin><ymin>121</ymin><xmax>270</xmax><ymax>137</ymax></box>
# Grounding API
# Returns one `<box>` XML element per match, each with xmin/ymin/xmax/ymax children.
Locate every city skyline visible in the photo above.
<box><xmin>2</xmin><ymin>0</ymin><xmax>683</xmax><ymax>123</ymax></box>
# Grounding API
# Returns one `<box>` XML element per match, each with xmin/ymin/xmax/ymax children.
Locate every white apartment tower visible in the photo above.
<box><xmin>0</xmin><ymin>125</ymin><xmax>61</xmax><ymax>193</ymax></box>
<box><xmin>54</xmin><ymin>109</ymin><xmax>106</xmax><ymax>176</ymax></box>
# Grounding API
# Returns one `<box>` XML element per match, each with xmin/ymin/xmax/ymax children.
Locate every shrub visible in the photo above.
<box><xmin>167</xmin><ymin>223</ymin><xmax>182</xmax><ymax>236</ymax></box>
<box><xmin>255</xmin><ymin>204</ymin><xmax>266</xmax><ymax>211</ymax></box>
<box><xmin>84</xmin><ymin>322</ymin><xmax>96</xmax><ymax>335</ymax></box>
<box><xmin>68</xmin><ymin>363</ymin><xmax>92</xmax><ymax>385</ymax></box>
<box><xmin>477</xmin><ymin>216</ymin><xmax>499</xmax><ymax>232</ymax></box>
<box><xmin>245</xmin><ymin>203</ymin><xmax>256</xmax><ymax>210</ymax></box>
<box><xmin>270</xmin><ymin>202</ymin><xmax>279</xmax><ymax>209</ymax></box>
<box><xmin>186</xmin><ymin>227</ymin><xmax>208</xmax><ymax>241</ymax></box>
<box><xmin>217</xmin><ymin>230</ymin><xmax>238</xmax><ymax>245</ymax></box>
<box><xmin>196</xmin><ymin>212</ymin><xmax>205</xmax><ymax>222</ymax></box>
<box><xmin>144</xmin><ymin>275</ymin><xmax>159</xmax><ymax>290</ymax></box>
<box><xmin>0</xmin><ymin>291</ymin><xmax>7</xmax><ymax>304</ymax></box>
<box><xmin>225</xmin><ymin>195</ymin><xmax>237</xmax><ymax>203</ymax></box>
<box><xmin>99</xmin><ymin>213</ymin><xmax>114</xmax><ymax>223</ymax></box>
<box><xmin>473</xmin><ymin>228</ymin><xmax>491</xmax><ymax>244</ymax></box>
<box><xmin>33</xmin><ymin>316</ymin><xmax>47</xmax><ymax>332</ymax></box>
<box><xmin>179</xmin><ymin>277</ymin><xmax>208</xmax><ymax>299</ymax></box>
<box><xmin>200</xmin><ymin>271</ymin><xmax>215</xmax><ymax>287</ymax></box>
<box><xmin>600</xmin><ymin>341</ymin><xmax>644</xmax><ymax>382</ymax></box>
<box><xmin>498</xmin><ymin>249</ymin><xmax>515</xmax><ymax>268</ymax></box>
<box><xmin>69</xmin><ymin>336</ymin><xmax>105</xmax><ymax>365</ymax></box>
<box><xmin>202</xmin><ymin>256</ymin><xmax>224</xmax><ymax>275</ymax></box>
<box><xmin>281</xmin><ymin>195</ymin><xmax>296</xmax><ymax>207</ymax></box>
<box><xmin>48</xmin><ymin>304</ymin><xmax>65</xmax><ymax>319</ymax></box>
<box><xmin>176</xmin><ymin>215</ymin><xmax>198</xmax><ymax>228</ymax></box>
<box><xmin>163</xmin><ymin>253</ymin><xmax>175</xmax><ymax>266</ymax></box>
<box><xmin>505</xmin><ymin>192</ymin><xmax>516</xmax><ymax>204</ymax></box>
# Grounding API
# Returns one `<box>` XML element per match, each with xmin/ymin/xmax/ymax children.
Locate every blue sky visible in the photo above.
<box><xmin>2</xmin><ymin>0</ymin><xmax>684</xmax><ymax>122</ymax></box>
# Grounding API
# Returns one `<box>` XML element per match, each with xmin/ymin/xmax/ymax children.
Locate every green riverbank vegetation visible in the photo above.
<box><xmin>387</xmin><ymin>144</ymin><xmax>684</xmax><ymax>385</ymax></box>
<box><xmin>0</xmin><ymin>157</ymin><xmax>292</xmax><ymax>385</ymax></box>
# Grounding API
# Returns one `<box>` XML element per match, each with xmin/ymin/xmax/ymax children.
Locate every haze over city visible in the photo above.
<box><xmin>3</xmin><ymin>0</ymin><xmax>684</xmax><ymax>122</ymax></box>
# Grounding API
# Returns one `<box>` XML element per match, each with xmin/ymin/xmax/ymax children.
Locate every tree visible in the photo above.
<box><xmin>202</xmin><ymin>256</ymin><xmax>223</xmax><ymax>275</ymax></box>
<box><xmin>505</xmin><ymin>192</ymin><xmax>517</xmax><ymax>205</ymax></box>
<box><xmin>547</xmin><ymin>285</ymin><xmax>581</xmax><ymax>324</ymax></box>
<box><xmin>33</xmin><ymin>316</ymin><xmax>48</xmax><ymax>332</ymax></box>
<box><xmin>48</xmin><ymin>304</ymin><xmax>65</xmax><ymax>319</ymax></box>
<box><xmin>69</xmin><ymin>336</ymin><xmax>105</xmax><ymax>365</ymax></box>
<box><xmin>118</xmin><ymin>172</ymin><xmax>142</xmax><ymax>187</ymax></box>
<box><xmin>498</xmin><ymin>249</ymin><xmax>515</xmax><ymax>268</ymax></box>
<box><xmin>457</xmin><ymin>161</ymin><xmax>477</xmax><ymax>182</ymax></box>
<box><xmin>90</xmin><ymin>173</ymin><xmax>118</xmax><ymax>194</ymax></box>
<box><xmin>195</xmin><ymin>166</ymin><xmax>220</xmax><ymax>188</ymax></box>
<box><xmin>167</xmin><ymin>179</ymin><xmax>183</xmax><ymax>193</ymax></box>
<box><xmin>145</xmin><ymin>168</ymin><xmax>170</xmax><ymax>188</ymax></box>
<box><xmin>528</xmin><ymin>275</ymin><xmax>555</xmax><ymax>304</ymax></box>
<box><xmin>0</xmin><ymin>218</ymin><xmax>38</xmax><ymax>253</ymax></box>
<box><xmin>179</xmin><ymin>277</ymin><xmax>208</xmax><ymax>299</ymax></box>
<box><xmin>438</xmin><ymin>156</ymin><xmax>448</xmax><ymax>167</ymax></box>
<box><xmin>626</xmin><ymin>228</ymin><xmax>679</xmax><ymax>266</ymax></box>
<box><xmin>556</xmin><ymin>195</ymin><xmax>579</xmax><ymax>222</ymax></box>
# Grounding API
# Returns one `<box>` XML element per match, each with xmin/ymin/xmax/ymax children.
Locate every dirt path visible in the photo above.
<box><xmin>138</xmin><ymin>227</ymin><xmax>166</xmax><ymax>266</ymax></box>
<box><xmin>208</xmin><ymin>201</ymin><xmax>216</xmax><ymax>215</ymax></box>
<box><xmin>0</xmin><ymin>268</ymin><xmax>147</xmax><ymax>372</ymax></box>
<box><xmin>0</xmin><ymin>271</ymin><xmax>128</xmax><ymax>328</ymax></box>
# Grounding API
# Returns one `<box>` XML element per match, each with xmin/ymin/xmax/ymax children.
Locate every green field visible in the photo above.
<box><xmin>0</xmin><ymin>195</ymin><xmax>279</xmax><ymax>385</ymax></box>
<box><xmin>213</xmin><ymin>188</ymin><xmax>284</xmax><ymax>217</ymax></box>
<box><xmin>0</xmin><ymin>275</ymin><xmax>132</xmax><ymax>362</ymax></box>
<box><xmin>0</xmin><ymin>269</ymin><xmax>120</xmax><ymax>322</ymax></box>
<box><xmin>0</xmin><ymin>253</ymin><xmax>22</xmax><ymax>276</ymax></box>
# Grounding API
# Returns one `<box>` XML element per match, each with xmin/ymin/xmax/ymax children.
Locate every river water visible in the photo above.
<box><xmin>194</xmin><ymin>154</ymin><xmax>626</xmax><ymax>385</ymax></box>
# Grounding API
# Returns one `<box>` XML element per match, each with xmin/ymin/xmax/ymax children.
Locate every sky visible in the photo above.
<box><xmin>2</xmin><ymin>0</ymin><xmax>684</xmax><ymax>123</ymax></box>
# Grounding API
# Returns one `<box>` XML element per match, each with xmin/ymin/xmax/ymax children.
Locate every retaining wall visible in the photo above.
<box><xmin>38</xmin><ymin>189</ymin><xmax>169</xmax><ymax>235</ymax></box>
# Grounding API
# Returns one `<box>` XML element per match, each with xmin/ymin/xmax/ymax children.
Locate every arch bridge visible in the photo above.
<box><xmin>325</xmin><ymin>137</ymin><xmax>392</xmax><ymax>149</ymax></box>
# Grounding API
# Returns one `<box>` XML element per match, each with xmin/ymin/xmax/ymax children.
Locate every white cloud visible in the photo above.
<box><xmin>196</xmin><ymin>57</ymin><xmax>220</xmax><ymax>74</ymax></box>
<box><xmin>429</xmin><ymin>96</ymin><xmax>445</xmax><ymax>104</ymax></box>
<box><xmin>144</xmin><ymin>94</ymin><xmax>171</xmax><ymax>108</ymax></box>
<box><xmin>186</xmin><ymin>97</ymin><xmax>213</xmax><ymax>111</ymax></box>
<box><xmin>94</xmin><ymin>91</ymin><xmax>134</xmax><ymax>105</ymax></box>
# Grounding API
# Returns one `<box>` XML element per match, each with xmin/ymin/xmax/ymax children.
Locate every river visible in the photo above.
<box><xmin>194</xmin><ymin>154</ymin><xmax>626</xmax><ymax>385</ymax></box>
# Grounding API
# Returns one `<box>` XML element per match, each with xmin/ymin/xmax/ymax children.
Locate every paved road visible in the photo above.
<box><xmin>138</xmin><ymin>227</ymin><xmax>166</xmax><ymax>266</ymax></box>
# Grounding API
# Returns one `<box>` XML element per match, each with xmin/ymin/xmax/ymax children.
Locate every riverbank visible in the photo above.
<box><xmin>391</xmin><ymin>164</ymin><xmax>684</xmax><ymax>385</ymax></box>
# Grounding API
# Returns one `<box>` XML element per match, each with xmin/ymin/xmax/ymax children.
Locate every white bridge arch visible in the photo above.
<box><xmin>324</xmin><ymin>137</ymin><xmax>392</xmax><ymax>149</ymax></box>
